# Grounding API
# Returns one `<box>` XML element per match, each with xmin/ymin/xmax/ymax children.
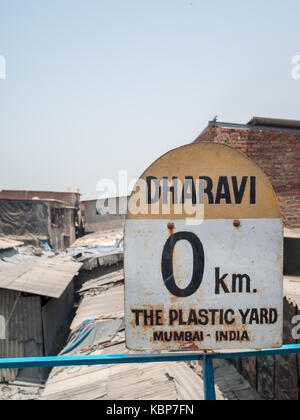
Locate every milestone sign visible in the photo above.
<box><xmin>125</xmin><ymin>142</ymin><xmax>283</xmax><ymax>351</ymax></box>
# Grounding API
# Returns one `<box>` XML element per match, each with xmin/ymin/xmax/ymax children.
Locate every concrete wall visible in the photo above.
<box><xmin>82</xmin><ymin>196</ymin><xmax>128</xmax><ymax>233</ymax></box>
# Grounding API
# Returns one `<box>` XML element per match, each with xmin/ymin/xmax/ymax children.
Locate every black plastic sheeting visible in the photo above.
<box><xmin>0</xmin><ymin>199</ymin><xmax>49</xmax><ymax>238</ymax></box>
<box><xmin>284</xmin><ymin>237</ymin><xmax>300</xmax><ymax>276</ymax></box>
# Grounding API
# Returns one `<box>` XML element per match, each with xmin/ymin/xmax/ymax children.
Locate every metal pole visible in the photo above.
<box><xmin>203</xmin><ymin>355</ymin><xmax>216</xmax><ymax>401</ymax></box>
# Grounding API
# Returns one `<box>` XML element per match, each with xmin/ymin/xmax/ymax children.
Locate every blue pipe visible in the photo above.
<box><xmin>0</xmin><ymin>344</ymin><xmax>299</xmax><ymax>369</ymax></box>
<box><xmin>203</xmin><ymin>356</ymin><xmax>216</xmax><ymax>401</ymax></box>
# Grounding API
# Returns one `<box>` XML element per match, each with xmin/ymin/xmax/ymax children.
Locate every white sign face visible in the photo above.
<box><xmin>125</xmin><ymin>143</ymin><xmax>283</xmax><ymax>351</ymax></box>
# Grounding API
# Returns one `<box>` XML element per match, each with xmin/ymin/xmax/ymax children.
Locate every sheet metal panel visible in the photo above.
<box><xmin>42</xmin><ymin>281</ymin><xmax>75</xmax><ymax>356</ymax></box>
<box><xmin>0</xmin><ymin>258</ymin><xmax>82</xmax><ymax>298</ymax></box>
<box><xmin>0</xmin><ymin>238</ymin><xmax>23</xmax><ymax>250</ymax></box>
<box><xmin>0</xmin><ymin>288</ymin><xmax>42</xmax><ymax>381</ymax></box>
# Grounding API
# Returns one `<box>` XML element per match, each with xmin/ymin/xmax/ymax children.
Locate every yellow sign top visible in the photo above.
<box><xmin>127</xmin><ymin>142</ymin><xmax>281</xmax><ymax>220</ymax></box>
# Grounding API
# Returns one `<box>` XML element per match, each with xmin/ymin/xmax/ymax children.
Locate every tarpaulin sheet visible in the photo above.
<box><xmin>0</xmin><ymin>199</ymin><xmax>49</xmax><ymax>238</ymax></box>
<box><xmin>61</xmin><ymin>318</ymin><xmax>124</xmax><ymax>355</ymax></box>
<box><xmin>66</xmin><ymin>245</ymin><xmax>123</xmax><ymax>262</ymax></box>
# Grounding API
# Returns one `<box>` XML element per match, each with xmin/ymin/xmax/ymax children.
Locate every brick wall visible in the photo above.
<box><xmin>194</xmin><ymin>124</ymin><xmax>300</xmax><ymax>229</ymax></box>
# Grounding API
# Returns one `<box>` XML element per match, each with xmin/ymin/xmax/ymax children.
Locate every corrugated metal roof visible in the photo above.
<box><xmin>78</xmin><ymin>268</ymin><xmax>124</xmax><ymax>293</ymax></box>
<box><xmin>0</xmin><ymin>256</ymin><xmax>82</xmax><ymax>299</ymax></box>
<box><xmin>41</xmin><ymin>262</ymin><xmax>206</xmax><ymax>400</ymax></box>
<box><xmin>0</xmin><ymin>238</ymin><xmax>24</xmax><ymax>251</ymax></box>
<box><xmin>40</xmin><ymin>236</ymin><xmax>262</xmax><ymax>401</ymax></box>
<box><xmin>71</xmin><ymin>286</ymin><xmax>124</xmax><ymax>331</ymax></box>
<box><xmin>41</xmin><ymin>258</ymin><xmax>261</xmax><ymax>400</ymax></box>
<box><xmin>41</xmin><ymin>344</ymin><xmax>205</xmax><ymax>401</ymax></box>
<box><xmin>80</xmin><ymin>252</ymin><xmax>123</xmax><ymax>271</ymax></box>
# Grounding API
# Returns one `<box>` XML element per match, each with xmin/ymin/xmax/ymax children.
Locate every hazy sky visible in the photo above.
<box><xmin>0</xmin><ymin>0</ymin><xmax>299</xmax><ymax>199</ymax></box>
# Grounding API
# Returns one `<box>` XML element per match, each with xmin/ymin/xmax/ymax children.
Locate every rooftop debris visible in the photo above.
<box><xmin>0</xmin><ymin>382</ymin><xmax>44</xmax><ymax>401</ymax></box>
<box><xmin>71</xmin><ymin>229</ymin><xmax>123</xmax><ymax>249</ymax></box>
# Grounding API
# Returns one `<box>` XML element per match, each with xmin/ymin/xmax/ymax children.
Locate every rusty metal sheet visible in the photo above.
<box><xmin>125</xmin><ymin>142</ymin><xmax>283</xmax><ymax>351</ymax></box>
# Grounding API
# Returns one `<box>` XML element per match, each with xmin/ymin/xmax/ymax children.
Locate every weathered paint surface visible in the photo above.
<box><xmin>125</xmin><ymin>142</ymin><xmax>283</xmax><ymax>351</ymax></box>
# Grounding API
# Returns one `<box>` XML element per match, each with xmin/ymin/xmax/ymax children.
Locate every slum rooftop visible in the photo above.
<box><xmin>41</xmin><ymin>253</ymin><xmax>259</xmax><ymax>400</ymax></box>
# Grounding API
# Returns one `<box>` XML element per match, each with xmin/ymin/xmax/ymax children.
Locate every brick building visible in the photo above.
<box><xmin>194</xmin><ymin>117</ymin><xmax>300</xmax><ymax>400</ymax></box>
<box><xmin>194</xmin><ymin>117</ymin><xmax>300</xmax><ymax>229</ymax></box>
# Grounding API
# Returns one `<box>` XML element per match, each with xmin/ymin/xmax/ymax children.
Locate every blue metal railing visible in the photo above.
<box><xmin>1</xmin><ymin>344</ymin><xmax>300</xmax><ymax>400</ymax></box>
